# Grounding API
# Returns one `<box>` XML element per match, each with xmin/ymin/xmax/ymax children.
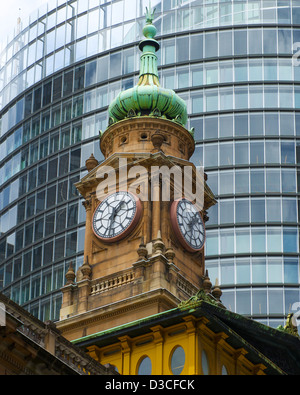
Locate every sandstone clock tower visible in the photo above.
<box><xmin>57</xmin><ymin>7</ymin><xmax>216</xmax><ymax>341</ymax></box>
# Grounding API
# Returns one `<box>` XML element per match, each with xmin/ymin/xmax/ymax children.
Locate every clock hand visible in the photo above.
<box><xmin>114</xmin><ymin>194</ymin><xmax>126</xmax><ymax>214</ymax></box>
<box><xmin>107</xmin><ymin>195</ymin><xmax>126</xmax><ymax>234</ymax></box>
<box><xmin>107</xmin><ymin>205</ymin><xmax>117</xmax><ymax>234</ymax></box>
<box><xmin>187</xmin><ymin>216</ymin><xmax>196</xmax><ymax>227</ymax></box>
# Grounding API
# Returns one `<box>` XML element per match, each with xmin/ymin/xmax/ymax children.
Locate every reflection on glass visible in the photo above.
<box><xmin>250</xmin><ymin>113</ymin><xmax>263</xmax><ymax>136</ymax></box>
<box><xmin>267</xmin><ymin>229</ymin><xmax>282</xmax><ymax>253</ymax></box>
<box><xmin>251</xmin><ymin>199</ymin><xmax>265</xmax><ymax>223</ymax></box>
<box><xmin>266</xmin><ymin>169</ymin><xmax>280</xmax><ymax>193</ymax></box>
<box><xmin>252</xmin><ymin>258</ymin><xmax>266</xmax><ymax>283</ymax></box>
<box><xmin>220</xmin><ymin>231</ymin><xmax>234</xmax><ymax>255</ymax></box>
<box><xmin>252</xmin><ymin>289</ymin><xmax>267</xmax><ymax>315</ymax></box>
<box><xmin>284</xmin><ymin>259</ymin><xmax>299</xmax><ymax>284</ymax></box>
<box><xmin>171</xmin><ymin>346</ymin><xmax>185</xmax><ymax>375</ymax></box>
<box><xmin>236</xmin><ymin>290</ymin><xmax>251</xmax><ymax>314</ymax></box>
<box><xmin>206</xmin><ymin>231</ymin><xmax>218</xmax><ymax>256</ymax></box>
<box><xmin>235</xmin><ymin>200</ymin><xmax>249</xmax><ymax>223</ymax></box>
<box><xmin>250</xmin><ymin>142</ymin><xmax>264</xmax><ymax>164</ymax></box>
<box><xmin>204</xmin><ymin>144</ymin><xmax>218</xmax><ymax>167</ymax></box>
<box><xmin>278</xmin><ymin>29</ymin><xmax>292</xmax><ymax>54</ymax></box>
<box><xmin>236</xmin><ymin>259</ymin><xmax>250</xmax><ymax>283</ymax></box>
<box><xmin>219</xmin><ymin>142</ymin><xmax>233</xmax><ymax>165</ymax></box>
<box><xmin>269</xmin><ymin>289</ymin><xmax>284</xmax><ymax>314</ymax></box>
<box><xmin>283</xmin><ymin>228</ymin><xmax>298</xmax><ymax>253</ymax></box>
<box><xmin>206</xmin><ymin>90</ymin><xmax>218</xmax><ymax>112</ymax></box>
<box><xmin>205</xmin><ymin>64</ymin><xmax>218</xmax><ymax>85</ymax></box>
<box><xmin>263</xmin><ymin>29</ymin><xmax>277</xmax><ymax>54</ymax></box>
<box><xmin>252</xmin><ymin>229</ymin><xmax>266</xmax><ymax>253</ymax></box>
<box><xmin>236</xmin><ymin>230</ymin><xmax>250</xmax><ymax>254</ymax></box>
<box><xmin>264</xmin><ymin>86</ymin><xmax>278</xmax><ymax>108</ymax></box>
<box><xmin>220</xmin><ymin>200</ymin><xmax>233</xmax><ymax>224</ymax></box>
<box><xmin>201</xmin><ymin>350</ymin><xmax>209</xmax><ymax>375</ymax></box>
<box><xmin>138</xmin><ymin>356</ymin><xmax>152</xmax><ymax>375</ymax></box>
<box><xmin>265</xmin><ymin>141</ymin><xmax>279</xmax><ymax>163</ymax></box>
<box><xmin>219</xmin><ymin>171</ymin><xmax>233</xmax><ymax>195</ymax></box>
<box><xmin>267</xmin><ymin>199</ymin><xmax>281</xmax><ymax>223</ymax></box>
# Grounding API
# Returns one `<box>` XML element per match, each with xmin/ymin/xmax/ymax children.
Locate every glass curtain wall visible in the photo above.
<box><xmin>0</xmin><ymin>0</ymin><xmax>300</xmax><ymax>326</ymax></box>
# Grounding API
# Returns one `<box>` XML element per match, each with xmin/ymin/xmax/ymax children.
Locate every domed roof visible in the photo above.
<box><xmin>108</xmin><ymin>6</ymin><xmax>188</xmax><ymax>127</ymax></box>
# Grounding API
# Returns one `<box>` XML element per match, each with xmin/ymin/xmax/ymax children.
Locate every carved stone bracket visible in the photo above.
<box><xmin>82</xmin><ymin>198</ymin><xmax>92</xmax><ymax>211</ymax></box>
<box><xmin>151</xmin><ymin>130</ymin><xmax>165</xmax><ymax>152</ymax></box>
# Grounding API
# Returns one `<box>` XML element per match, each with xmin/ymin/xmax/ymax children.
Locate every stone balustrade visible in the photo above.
<box><xmin>91</xmin><ymin>269</ymin><xmax>135</xmax><ymax>296</ymax></box>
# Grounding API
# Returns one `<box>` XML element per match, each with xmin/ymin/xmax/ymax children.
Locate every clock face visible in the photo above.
<box><xmin>92</xmin><ymin>191</ymin><xmax>142</xmax><ymax>242</ymax></box>
<box><xmin>170</xmin><ymin>199</ymin><xmax>205</xmax><ymax>252</ymax></box>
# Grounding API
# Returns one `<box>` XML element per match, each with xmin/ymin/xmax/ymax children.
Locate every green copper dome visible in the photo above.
<box><xmin>108</xmin><ymin>6</ymin><xmax>188</xmax><ymax>127</ymax></box>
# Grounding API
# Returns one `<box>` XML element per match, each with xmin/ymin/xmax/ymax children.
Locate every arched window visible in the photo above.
<box><xmin>222</xmin><ymin>365</ymin><xmax>228</xmax><ymax>375</ymax></box>
<box><xmin>137</xmin><ymin>356</ymin><xmax>152</xmax><ymax>375</ymax></box>
<box><xmin>110</xmin><ymin>365</ymin><xmax>119</xmax><ymax>373</ymax></box>
<box><xmin>201</xmin><ymin>350</ymin><xmax>209</xmax><ymax>375</ymax></box>
<box><xmin>170</xmin><ymin>346</ymin><xmax>185</xmax><ymax>375</ymax></box>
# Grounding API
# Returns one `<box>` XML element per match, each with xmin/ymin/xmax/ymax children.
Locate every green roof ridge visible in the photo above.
<box><xmin>71</xmin><ymin>306</ymin><xmax>179</xmax><ymax>345</ymax></box>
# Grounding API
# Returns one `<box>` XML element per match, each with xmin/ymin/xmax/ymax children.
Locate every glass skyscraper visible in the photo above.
<box><xmin>0</xmin><ymin>0</ymin><xmax>299</xmax><ymax>328</ymax></box>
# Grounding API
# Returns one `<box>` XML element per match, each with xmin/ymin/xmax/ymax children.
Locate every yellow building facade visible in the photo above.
<box><xmin>89</xmin><ymin>316</ymin><xmax>264</xmax><ymax>376</ymax></box>
<box><xmin>71</xmin><ymin>292</ymin><xmax>299</xmax><ymax>375</ymax></box>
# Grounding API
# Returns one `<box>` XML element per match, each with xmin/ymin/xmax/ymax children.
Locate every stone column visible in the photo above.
<box><xmin>151</xmin><ymin>325</ymin><xmax>164</xmax><ymax>374</ymax></box>
<box><xmin>183</xmin><ymin>316</ymin><xmax>197</xmax><ymax>375</ymax></box>
<box><xmin>77</xmin><ymin>257</ymin><xmax>92</xmax><ymax>314</ymax></box>
<box><xmin>82</xmin><ymin>197</ymin><xmax>93</xmax><ymax>264</ymax></box>
<box><xmin>60</xmin><ymin>261</ymin><xmax>77</xmax><ymax>320</ymax></box>
<box><xmin>119</xmin><ymin>336</ymin><xmax>132</xmax><ymax>375</ymax></box>
<box><xmin>151</xmin><ymin>177</ymin><xmax>161</xmax><ymax>241</ymax></box>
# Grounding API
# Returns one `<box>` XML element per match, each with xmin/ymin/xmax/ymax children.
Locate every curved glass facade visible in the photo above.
<box><xmin>0</xmin><ymin>0</ymin><xmax>300</xmax><ymax>326</ymax></box>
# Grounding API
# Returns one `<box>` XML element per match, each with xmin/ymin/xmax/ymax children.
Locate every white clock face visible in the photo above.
<box><xmin>92</xmin><ymin>191</ymin><xmax>141</xmax><ymax>241</ymax></box>
<box><xmin>171</xmin><ymin>199</ymin><xmax>205</xmax><ymax>252</ymax></box>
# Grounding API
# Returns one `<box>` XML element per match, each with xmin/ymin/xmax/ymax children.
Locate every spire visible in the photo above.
<box><xmin>107</xmin><ymin>6</ymin><xmax>188</xmax><ymax>128</ymax></box>
<box><xmin>138</xmin><ymin>4</ymin><xmax>160</xmax><ymax>86</ymax></box>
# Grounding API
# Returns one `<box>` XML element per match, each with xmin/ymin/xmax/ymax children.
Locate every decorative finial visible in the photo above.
<box><xmin>85</xmin><ymin>153</ymin><xmax>99</xmax><ymax>171</ymax></box>
<box><xmin>65</xmin><ymin>261</ymin><xmax>76</xmax><ymax>285</ymax></box>
<box><xmin>153</xmin><ymin>230</ymin><xmax>165</xmax><ymax>254</ymax></box>
<box><xmin>145</xmin><ymin>2</ymin><xmax>156</xmax><ymax>24</ymax></box>
<box><xmin>142</xmin><ymin>3</ymin><xmax>158</xmax><ymax>41</ymax></box>
<box><xmin>212</xmin><ymin>278</ymin><xmax>222</xmax><ymax>301</ymax></box>
<box><xmin>137</xmin><ymin>236</ymin><xmax>148</xmax><ymax>259</ymax></box>
<box><xmin>203</xmin><ymin>269</ymin><xmax>212</xmax><ymax>294</ymax></box>
<box><xmin>81</xmin><ymin>256</ymin><xmax>92</xmax><ymax>280</ymax></box>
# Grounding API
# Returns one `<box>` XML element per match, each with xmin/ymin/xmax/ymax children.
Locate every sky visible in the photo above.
<box><xmin>0</xmin><ymin>0</ymin><xmax>49</xmax><ymax>47</ymax></box>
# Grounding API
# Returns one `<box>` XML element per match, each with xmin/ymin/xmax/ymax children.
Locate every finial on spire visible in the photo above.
<box><xmin>142</xmin><ymin>3</ymin><xmax>158</xmax><ymax>41</ymax></box>
<box><xmin>145</xmin><ymin>2</ymin><xmax>156</xmax><ymax>24</ymax></box>
<box><xmin>106</xmin><ymin>0</ymin><xmax>188</xmax><ymax>127</ymax></box>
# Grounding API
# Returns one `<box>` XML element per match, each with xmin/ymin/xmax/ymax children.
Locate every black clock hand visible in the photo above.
<box><xmin>114</xmin><ymin>194</ymin><xmax>126</xmax><ymax>214</ymax></box>
<box><xmin>187</xmin><ymin>216</ymin><xmax>197</xmax><ymax>227</ymax></box>
<box><xmin>107</xmin><ymin>206</ymin><xmax>117</xmax><ymax>234</ymax></box>
<box><xmin>107</xmin><ymin>196</ymin><xmax>126</xmax><ymax>234</ymax></box>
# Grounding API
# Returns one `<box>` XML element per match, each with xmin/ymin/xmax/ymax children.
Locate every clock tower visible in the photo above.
<box><xmin>57</xmin><ymin>7</ymin><xmax>216</xmax><ymax>341</ymax></box>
